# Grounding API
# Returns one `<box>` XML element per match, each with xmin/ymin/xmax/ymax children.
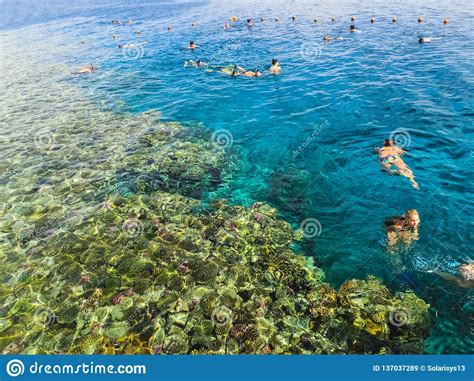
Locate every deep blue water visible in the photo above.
<box><xmin>1</xmin><ymin>0</ymin><xmax>473</xmax><ymax>353</ymax></box>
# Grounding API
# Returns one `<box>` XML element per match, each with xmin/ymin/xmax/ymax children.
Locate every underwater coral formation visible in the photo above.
<box><xmin>0</xmin><ymin>120</ymin><xmax>430</xmax><ymax>355</ymax></box>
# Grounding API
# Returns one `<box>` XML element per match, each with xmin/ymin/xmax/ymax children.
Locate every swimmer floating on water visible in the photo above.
<box><xmin>377</xmin><ymin>139</ymin><xmax>419</xmax><ymax>189</ymax></box>
<box><xmin>269</xmin><ymin>59</ymin><xmax>280</xmax><ymax>74</ymax></box>
<box><xmin>216</xmin><ymin>65</ymin><xmax>262</xmax><ymax>77</ymax></box>
<box><xmin>419</xmin><ymin>37</ymin><xmax>433</xmax><ymax>43</ymax></box>
<box><xmin>323</xmin><ymin>35</ymin><xmax>344</xmax><ymax>42</ymax></box>
<box><xmin>184</xmin><ymin>60</ymin><xmax>208</xmax><ymax>68</ymax></box>
<box><xmin>383</xmin><ymin>209</ymin><xmax>420</xmax><ymax>253</ymax></box>
<box><xmin>188</xmin><ymin>41</ymin><xmax>197</xmax><ymax>49</ymax></box>
<box><xmin>435</xmin><ymin>264</ymin><xmax>474</xmax><ymax>289</ymax></box>
<box><xmin>76</xmin><ymin>63</ymin><xmax>95</xmax><ymax>74</ymax></box>
<box><xmin>349</xmin><ymin>24</ymin><xmax>358</xmax><ymax>32</ymax></box>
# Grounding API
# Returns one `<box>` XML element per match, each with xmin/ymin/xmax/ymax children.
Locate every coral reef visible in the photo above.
<box><xmin>0</xmin><ymin>114</ymin><xmax>430</xmax><ymax>355</ymax></box>
<box><xmin>0</xmin><ymin>192</ymin><xmax>430</xmax><ymax>354</ymax></box>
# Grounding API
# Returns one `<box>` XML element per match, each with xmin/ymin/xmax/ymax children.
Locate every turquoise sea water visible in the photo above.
<box><xmin>0</xmin><ymin>0</ymin><xmax>473</xmax><ymax>353</ymax></box>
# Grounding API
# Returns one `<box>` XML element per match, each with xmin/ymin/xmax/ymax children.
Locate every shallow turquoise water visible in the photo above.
<box><xmin>1</xmin><ymin>0</ymin><xmax>473</xmax><ymax>353</ymax></box>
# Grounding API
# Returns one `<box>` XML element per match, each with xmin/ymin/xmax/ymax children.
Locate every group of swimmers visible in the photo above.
<box><xmin>184</xmin><ymin>53</ymin><xmax>281</xmax><ymax>77</ymax></box>
<box><xmin>75</xmin><ymin>13</ymin><xmax>450</xmax><ymax>74</ymax></box>
<box><xmin>221</xmin><ymin>15</ymin><xmax>446</xmax><ymax>43</ymax></box>
<box><xmin>73</xmin><ymin>16</ymin><xmax>471</xmax><ymax>288</ymax></box>
<box><xmin>376</xmin><ymin>139</ymin><xmax>473</xmax><ymax>288</ymax></box>
<box><xmin>376</xmin><ymin>138</ymin><xmax>420</xmax><ymax>252</ymax></box>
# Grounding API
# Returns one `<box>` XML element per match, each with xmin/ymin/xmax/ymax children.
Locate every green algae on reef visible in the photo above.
<box><xmin>0</xmin><ymin>119</ymin><xmax>430</xmax><ymax>354</ymax></box>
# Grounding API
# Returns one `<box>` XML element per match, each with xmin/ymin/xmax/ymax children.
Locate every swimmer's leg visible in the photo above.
<box><xmin>393</xmin><ymin>159</ymin><xmax>419</xmax><ymax>189</ymax></box>
<box><xmin>380</xmin><ymin>162</ymin><xmax>398</xmax><ymax>174</ymax></box>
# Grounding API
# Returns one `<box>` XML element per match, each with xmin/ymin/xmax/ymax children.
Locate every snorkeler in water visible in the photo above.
<box><xmin>384</xmin><ymin>209</ymin><xmax>420</xmax><ymax>253</ymax></box>
<box><xmin>76</xmin><ymin>63</ymin><xmax>95</xmax><ymax>74</ymax></box>
<box><xmin>215</xmin><ymin>65</ymin><xmax>262</xmax><ymax>77</ymax></box>
<box><xmin>242</xmin><ymin>69</ymin><xmax>263</xmax><ymax>77</ymax></box>
<box><xmin>247</xmin><ymin>18</ymin><xmax>254</xmax><ymax>27</ymax></box>
<box><xmin>269</xmin><ymin>59</ymin><xmax>280</xmax><ymax>74</ymax></box>
<box><xmin>377</xmin><ymin>139</ymin><xmax>419</xmax><ymax>190</ymax></box>
<box><xmin>418</xmin><ymin>37</ymin><xmax>432</xmax><ymax>43</ymax></box>
<box><xmin>184</xmin><ymin>60</ymin><xmax>208</xmax><ymax>68</ymax></box>
<box><xmin>323</xmin><ymin>35</ymin><xmax>344</xmax><ymax>42</ymax></box>
<box><xmin>435</xmin><ymin>264</ymin><xmax>474</xmax><ymax>289</ymax></box>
